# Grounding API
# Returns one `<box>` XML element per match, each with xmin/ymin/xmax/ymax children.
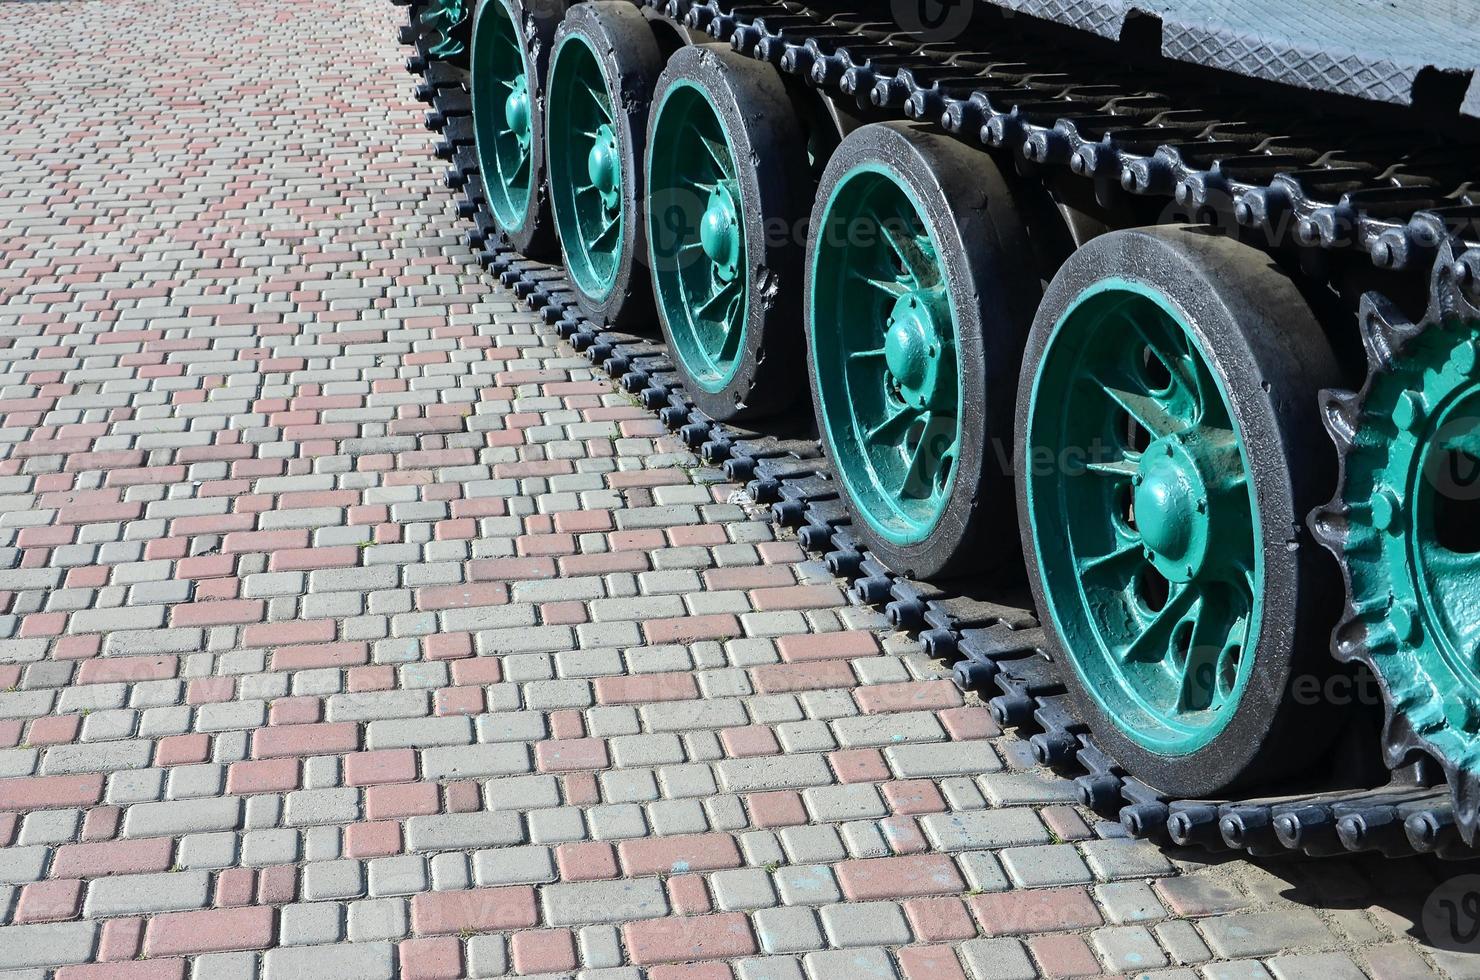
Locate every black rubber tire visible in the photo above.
<box><xmin>547</xmin><ymin>2</ymin><xmax>664</xmax><ymax>329</ymax></box>
<box><xmin>470</xmin><ymin>0</ymin><xmax>567</xmax><ymax>259</ymax></box>
<box><xmin>647</xmin><ymin>45</ymin><xmax>814</xmax><ymax>423</ymax></box>
<box><xmin>804</xmin><ymin>122</ymin><xmax>1041</xmax><ymax>580</ymax></box>
<box><xmin>1015</xmin><ymin>225</ymin><xmax>1344</xmax><ymax>797</ymax></box>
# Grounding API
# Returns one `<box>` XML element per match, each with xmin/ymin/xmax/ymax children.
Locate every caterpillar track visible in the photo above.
<box><xmin>395</xmin><ymin>0</ymin><xmax>1480</xmax><ymax>860</ymax></box>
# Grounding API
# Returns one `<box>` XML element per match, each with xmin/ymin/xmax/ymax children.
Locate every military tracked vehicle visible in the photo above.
<box><xmin>395</xmin><ymin>0</ymin><xmax>1480</xmax><ymax>858</ymax></box>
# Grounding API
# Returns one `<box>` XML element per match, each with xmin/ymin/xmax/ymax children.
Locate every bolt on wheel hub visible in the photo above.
<box><xmin>504</xmin><ymin>74</ymin><xmax>532</xmax><ymax>149</ymax></box>
<box><xmin>588</xmin><ymin>124</ymin><xmax>622</xmax><ymax>211</ymax></box>
<box><xmin>699</xmin><ymin>182</ymin><xmax>742</xmax><ymax>281</ymax></box>
<box><xmin>1135</xmin><ymin>440</ymin><xmax>1208</xmax><ymax>581</ymax></box>
<box><xmin>883</xmin><ymin>291</ymin><xmax>947</xmax><ymax>410</ymax></box>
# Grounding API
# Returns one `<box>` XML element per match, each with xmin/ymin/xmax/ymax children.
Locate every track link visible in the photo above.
<box><xmin>395</xmin><ymin>0</ymin><xmax>1480</xmax><ymax>859</ymax></box>
<box><xmin>672</xmin><ymin>0</ymin><xmax>1480</xmax><ymax>276</ymax></box>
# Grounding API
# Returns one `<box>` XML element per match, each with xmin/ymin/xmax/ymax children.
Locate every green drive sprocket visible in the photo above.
<box><xmin>1312</xmin><ymin>243</ymin><xmax>1480</xmax><ymax>842</ymax></box>
<box><xmin>420</xmin><ymin>0</ymin><xmax>472</xmax><ymax>61</ymax></box>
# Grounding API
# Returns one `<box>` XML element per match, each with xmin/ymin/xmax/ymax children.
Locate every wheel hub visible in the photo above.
<box><xmin>700</xmin><ymin>182</ymin><xmax>742</xmax><ymax>282</ymax></box>
<box><xmin>1135</xmin><ymin>436</ymin><xmax>1212</xmax><ymax>583</ymax></box>
<box><xmin>884</xmin><ymin>290</ymin><xmax>948</xmax><ymax>410</ymax></box>
<box><xmin>504</xmin><ymin>74</ymin><xmax>532</xmax><ymax>149</ymax></box>
<box><xmin>588</xmin><ymin>124</ymin><xmax>621</xmax><ymax>211</ymax></box>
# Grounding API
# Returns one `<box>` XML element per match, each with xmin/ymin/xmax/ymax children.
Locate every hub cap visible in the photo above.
<box><xmin>548</xmin><ymin>33</ymin><xmax>624</xmax><ymax>300</ymax></box>
<box><xmin>809</xmin><ymin>164</ymin><xmax>961</xmax><ymax>546</ymax></box>
<box><xmin>1025</xmin><ymin>281</ymin><xmax>1261</xmax><ymax>754</ymax></box>
<box><xmin>472</xmin><ymin>0</ymin><xmax>535</xmax><ymax>232</ymax></box>
<box><xmin>505</xmin><ymin>74</ymin><xmax>531</xmax><ymax>149</ymax></box>
<box><xmin>647</xmin><ymin>81</ymin><xmax>749</xmax><ymax>393</ymax></box>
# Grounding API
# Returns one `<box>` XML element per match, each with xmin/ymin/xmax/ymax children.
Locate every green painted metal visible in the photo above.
<box><xmin>1024</xmin><ymin>279</ymin><xmax>1263</xmax><ymax>755</ymax></box>
<box><xmin>1337</xmin><ymin>316</ymin><xmax>1480</xmax><ymax>771</ymax></box>
<box><xmin>547</xmin><ymin>33</ymin><xmax>623</xmax><ymax>302</ymax></box>
<box><xmin>420</xmin><ymin>0</ymin><xmax>470</xmax><ymax>61</ymax></box>
<box><xmin>471</xmin><ymin>0</ymin><xmax>533</xmax><ymax>233</ymax></box>
<box><xmin>809</xmin><ymin>163</ymin><xmax>961</xmax><ymax>547</ymax></box>
<box><xmin>646</xmin><ymin>80</ymin><xmax>749</xmax><ymax>394</ymax></box>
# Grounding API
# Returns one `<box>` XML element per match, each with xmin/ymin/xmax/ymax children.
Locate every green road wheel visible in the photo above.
<box><xmin>1312</xmin><ymin>247</ymin><xmax>1480</xmax><ymax>840</ymax></box>
<box><xmin>806</xmin><ymin>122</ymin><xmax>1040</xmax><ymax>579</ymax></box>
<box><xmin>1018</xmin><ymin>226</ymin><xmax>1343</xmax><ymax>796</ymax></box>
<box><xmin>470</xmin><ymin>0</ymin><xmax>565</xmax><ymax>258</ymax></box>
<box><xmin>647</xmin><ymin>45</ymin><xmax>813</xmax><ymax>422</ymax></box>
<box><xmin>546</xmin><ymin>2</ymin><xmax>664</xmax><ymax>328</ymax></box>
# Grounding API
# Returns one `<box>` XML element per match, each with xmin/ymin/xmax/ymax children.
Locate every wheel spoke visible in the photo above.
<box><xmin>865</xmin><ymin>403</ymin><xmax>922</xmax><ymax>446</ymax></box>
<box><xmin>851</xmin><ymin>271</ymin><xmax>910</xmax><ymax>299</ymax></box>
<box><xmin>877</xmin><ymin>216</ymin><xmax>933</xmax><ymax>284</ymax></box>
<box><xmin>900</xmin><ymin>427</ymin><xmax>955</xmax><ymax>499</ymax></box>
<box><xmin>582</xmin><ymin>82</ymin><xmax>612</xmax><ymax>122</ymax></box>
<box><xmin>1084</xmin><ymin>457</ymin><xmax>1139</xmax><ymax>480</ymax></box>
<box><xmin>1175</xmin><ymin>596</ymin><xmax>1223</xmax><ymax>711</ymax></box>
<box><xmin>588</xmin><ymin>212</ymin><xmax>620</xmax><ymax>251</ymax></box>
<box><xmin>698</xmin><ymin>134</ymin><xmax>733</xmax><ymax>180</ymax></box>
<box><xmin>509</xmin><ymin>147</ymin><xmax>531</xmax><ymax>181</ymax></box>
<box><xmin>717</xmin><ymin>308</ymin><xmax>744</xmax><ymax>363</ymax></box>
<box><xmin>1120</xmin><ymin>582</ymin><xmax>1197</xmax><ymax>664</ymax></box>
<box><xmin>695</xmin><ymin>276</ymin><xmax>740</xmax><ymax>320</ymax></box>
<box><xmin>847</xmin><ymin>348</ymin><xmax>888</xmax><ymax>362</ymax></box>
<box><xmin>1094</xmin><ymin>375</ymin><xmax>1181</xmax><ymax>438</ymax></box>
<box><xmin>1081</xmin><ymin>539</ymin><xmax>1144</xmax><ymax>576</ymax></box>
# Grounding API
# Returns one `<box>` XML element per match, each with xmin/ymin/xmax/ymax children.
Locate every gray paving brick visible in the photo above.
<box><xmin>960</xmin><ymin>938</ymin><xmax>1038</xmax><ymax>980</ymax></box>
<box><xmin>84</xmin><ymin>870</ymin><xmax>211</xmax><ymax>917</ymax></box>
<box><xmin>263</xmin><ymin>942</ymin><xmax>392</xmax><ymax>980</ymax></box>
<box><xmin>420</xmin><ymin>742</ymin><xmax>530</xmax><ymax>780</ymax></box>
<box><xmin>802</xmin><ymin>948</ymin><xmax>898</xmax><ymax>980</ymax></box>
<box><xmin>885</xmin><ymin>740</ymin><xmax>1000</xmax><ymax>777</ymax></box>
<box><xmin>541</xmin><ymin>878</ymin><xmax>669</xmax><ymax>926</ymax></box>
<box><xmin>124</xmin><ymin>797</ymin><xmax>243</xmax><ymax>838</ymax></box>
<box><xmin>818</xmin><ymin>901</ymin><xmax>911</xmax><ymax>948</ymax></box>
<box><xmin>280</xmin><ymin>902</ymin><xmax>345</xmax><ymax>946</ymax></box>
<box><xmin>405</xmin><ymin>811</ymin><xmax>524</xmax><ymax>852</ymax></box>
<box><xmin>755</xmin><ymin>905</ymin><xmax>824</xmax><ymax>954</ymax></box>
<box><xmin>1093</xmin><ymin>925</ymin><xmax>1170</xmax><ymax>972</ymax></box>
<box><xmin>717</xmin><ymin>754</ymin><xmax>834</xmax><ymax>792</ymax></box>
<box><xmin>1200</xmin><ymin>909</ymin><xmax>1338</xmax><ymax>958</ymax></box>
<box><xmin>0</xmin><ymin>922</ymin><xmax>97</xmax><ymax>970</ymax></box>
<box><xmin>919</xmin><ymin>809</ymin><xmax>1049</xmax><ymax>851</ymax></box>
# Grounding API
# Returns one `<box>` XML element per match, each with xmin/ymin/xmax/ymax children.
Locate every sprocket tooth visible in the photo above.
<box><xmin>1319</xmin><ymin>388</ymin><xmax>1362</xmax><ymax>453</ymax></box>
<box><xmin>1357</xmin><ymin>292</ymin><xmax>1420</xmax><ymax>372</ymax></box>
<box><xmin>1331</xmin><ymin>613</ymin><xmax>1368</xmax><ymax>663</ymax></box>
<box><xmin>1453</xmin><ymin>768</ymin><xmax>1480</xmax><ymax>844</ymax></box>
<box><xmin>1306</xmin><ymin>504</ymin><xmax>1347</xmax><ymax>553</ymax></box>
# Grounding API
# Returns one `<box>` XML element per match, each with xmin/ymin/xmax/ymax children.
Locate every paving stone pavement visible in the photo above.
<box><xmin>0</xmin><ymin>0</ymin><xmax>1478</xmax><ymax>978</ymax></box>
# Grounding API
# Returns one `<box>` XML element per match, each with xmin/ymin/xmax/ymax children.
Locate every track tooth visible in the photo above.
<box><xmin>1358</xmin><ymin>292</ymin><xmax>1419</xmax><ymax>371</ymax></box>
<box><xmin>1318</xmin><ymin>388</ymin><xmax>1361</xmax><ymax>452</ymax></box>
<box><xmin>1307</xmin><ymin>505</ymin><xmax>1347</xmax><ymax>552</ymax></box>
<box><xmin>1331</xmin><ymin>611</ymin><xmax>1371</xmax><ymax>662</ymax></box>
<box><xmin>1455</xmin><ymin>770</ymin><xmax>1480</xmax><ymax>845</ymax></box>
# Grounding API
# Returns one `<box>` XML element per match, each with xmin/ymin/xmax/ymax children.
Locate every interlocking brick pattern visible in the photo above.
<box><xmin>0</xmin><ymin>0</ymin><xmax>1474</xmax><ymax>977</ymax></box>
